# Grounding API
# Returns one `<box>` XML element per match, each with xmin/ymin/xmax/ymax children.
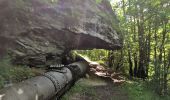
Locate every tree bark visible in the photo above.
<box><xmin>128</xmin><ymin>48</ymin><xmax>133</xmax><ymax>78</ymax></box>
<box><xmin>137</xmin><ymin>9</ymin><xmax>146</xmax><ymax>79</ymax></box>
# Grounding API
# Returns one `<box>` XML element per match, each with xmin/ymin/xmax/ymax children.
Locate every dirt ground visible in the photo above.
<box><xmin>63</xmin><ymin>76</ymin><xmax>129</xmax><ymax>100</ymax></box>
<box><xmin>62</xmin><ymin>62</ymin><xmax>129</xmax><ymax>100</ymax></box>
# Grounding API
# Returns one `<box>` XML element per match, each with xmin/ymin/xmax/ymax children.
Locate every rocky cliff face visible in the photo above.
<box><xmin>0</xmin><ymin>0</ymin><xmax>122</xmax><ymax>66</ymax></box>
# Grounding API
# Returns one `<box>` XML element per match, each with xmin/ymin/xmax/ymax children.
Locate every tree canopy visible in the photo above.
<box><xmin>77</xmin><ymin>0</ymin><xmax>170</xmax><ymax>95</ymax></box>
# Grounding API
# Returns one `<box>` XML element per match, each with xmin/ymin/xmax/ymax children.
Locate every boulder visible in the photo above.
<box><xmin>0</xmin><ymin>0</ymin><xmax>122</xmax><ymax>66</ymax></box>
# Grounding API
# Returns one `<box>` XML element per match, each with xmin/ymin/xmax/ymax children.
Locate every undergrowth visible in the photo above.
<box><xmin>122</xmin><ymin>80</ymin><xmax>170</xmax><ymax>100</ymax></box>
<box><xmin>0</xmin><ymin>57</ymin><xmax>36</xmax><ymax>89</ymax></box>
<box><xmin>61</xmin><ymin>79</ymin><xmax>97</xmax><ymax>100</ymax></box>
<box><xmin>62</xmin><ymin>77</ymin><xmax>170</xmax><ymax>100</ymax></box>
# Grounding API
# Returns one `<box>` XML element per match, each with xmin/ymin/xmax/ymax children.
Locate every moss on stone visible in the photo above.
<box><xmin>41</xmin><ymin>0</ymin><xmax>59</xmax><ymax>5</ymax></box>
<box><xmin>96</xmin><ymin>0</ymin><xmax>103</xmax><ymax>4</ymax></box>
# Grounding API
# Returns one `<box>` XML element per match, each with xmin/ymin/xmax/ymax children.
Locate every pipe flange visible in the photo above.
<box><xmin>66</xmin><ymin>65</ymin><xmax>81</xmax><ymax>81</ymax></box>
<box><xmin>44</xmin><ymin>73</ymin><xmax>60</xmax><ymax>92</ymax></box>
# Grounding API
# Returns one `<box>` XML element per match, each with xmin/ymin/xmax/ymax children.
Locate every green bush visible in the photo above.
<box><xmin>123</xmin><ymin>80</ymin><xmax>170</xmax><ymax>100</ymax></box>
<box><xmin>0</xmin><ymin>57</ymin><xmax>35</xmax><ymax>88</ymax></box>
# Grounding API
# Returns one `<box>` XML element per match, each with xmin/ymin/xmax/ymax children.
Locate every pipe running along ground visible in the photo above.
<box><xmin>0</xmin><ymin>61</ymin><xmax>89</xmax><ymax>100</ymax></box>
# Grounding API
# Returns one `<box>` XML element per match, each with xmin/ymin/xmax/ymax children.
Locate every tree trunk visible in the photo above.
<box><xmin>137</xmin><ymin>15</ymin><xmax>146</xmax><ymax>79</ymax></box>
<box><xmin>108</xmin><ymin>50</ymin><xmax>114</xmax><ymax>68</ymax></box>
<box><xmin>133</xmin><ymin>53</ymin><xmax>138</xmax><ymax>77</ymax></box>
<box><xmin>116</xmin><ymin>49</ymin><xmax>123</xmax><ymax>71</ymax></box>
<box><xmin>145</xmin><ymin>23</ymin><xmax>151</xmax><ymax>77</ymax></box>
<box><xmin>128</xmin><ymin>48</ymin><xmax>133</xmax><ymax>78</ymax></box>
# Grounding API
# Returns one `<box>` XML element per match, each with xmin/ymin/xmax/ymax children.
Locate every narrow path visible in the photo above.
<box><xmin>62</xmin><ymin>76</ymin><xmax>129</xmax><ymax>100</ymax></box>
<box><xmin>62</xmin><ymin>61</ymin><xmax>128</xmax><ymax>100</ymax></box>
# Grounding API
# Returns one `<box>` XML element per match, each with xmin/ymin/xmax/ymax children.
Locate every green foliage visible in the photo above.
<box><xmin>0</xmin><ymin>57</ymin><xmax>35</xmax><ymax>88</ymax></box>
<box><xmin>110</xmin><ymin>0</ymin><xmax>170</xmax><ymax>95</ymax></box>
<box><xmin>95</xmin><ymin>0</ymin><xmax>103</xmax><ymax>4</ymax></box>
<box><xmin>75</xmin><ymin>49</ymin><xmax>108</xmax><ymax>62</ymax></box>
<box><xmin>123</xmin><ymin>80</ymin><xmax>170</xmax><ymax>100</ymax></box>
<box><xmin>61</xmin><ymin>78</ymin><xmax>97</xmax><ymax>100</ymax></box>
<box><xmin>9</xmin><ymin>66</ymin><xmax>35</xmax><ymax>82</ymax></box>
<box><xmin>50</xmin><ymin>0</ymin><xmax>58</xmax><ymax>3</ymax></box>
<box><xmin>75</xmin><ymin>49</ymin><xmax>124</xmax><ymax>71</ymax></box>
<box><xmin>38</xmin><ymin>0</ymin><xmax>59</xmax><ymax>5</ymax></box>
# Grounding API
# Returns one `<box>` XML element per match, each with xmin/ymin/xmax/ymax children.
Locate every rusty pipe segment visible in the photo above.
<box><xmin>0</xmin><ymin>61</ymin><xmax>89</xmax><ymax>100</ymax></box>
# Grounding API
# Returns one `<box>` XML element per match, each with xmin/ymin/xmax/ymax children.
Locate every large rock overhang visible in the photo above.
<box><xmin>0</xmin><ymin>0</ymin><xmax>122</xmax><ymax>65</ymax></box>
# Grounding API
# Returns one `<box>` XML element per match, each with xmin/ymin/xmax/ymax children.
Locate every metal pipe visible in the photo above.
<box><xmin>0</xmin><ymin>61</ymin><xmax>89</xmax><ymax>100</ymax></box>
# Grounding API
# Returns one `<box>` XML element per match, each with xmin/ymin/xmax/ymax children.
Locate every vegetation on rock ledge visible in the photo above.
<box><xmin>0</xmin><ymin>57</ymin><xmax>43</xmax><ymax>89</ymax></box>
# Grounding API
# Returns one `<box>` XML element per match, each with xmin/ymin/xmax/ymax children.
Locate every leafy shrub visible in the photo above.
<box><xmin>0</xmin><ymin>57</ymin><xmax>36</xmax><ymax>88</ymax></box>
<box><xmin>123</xmin><ymin>80</ymin><xmax>170</xmax><ymax>100</ymax></box>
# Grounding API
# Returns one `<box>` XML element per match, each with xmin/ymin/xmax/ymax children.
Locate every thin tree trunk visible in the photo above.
<box><xmin>128</xmin><ymin>47</ymin><xmax>133</xmax><ymax>78</ymax></box>
<box><xmin>154</xmin><ymin>21</ymin><xmax>160</xmax><ymax>93</ymax></box>
<box><xmin>133</xmin><ymin>53</ymin><xmax>138</xmax><ymax>77</ymax></box>
<box><xmin>108</xmin><ymin>50</ymin><xmax>114</xmax><ymax>68</ymax></box>
<box><xmin>137</xmin><ymin>10</ymin><xmax>146</xmax><ymax>79</ymax></box>
<box><xmin>145</xmin><ymin>22</ymin><xmax>151</xmax><ymax>77</ymax></box>
<box><xmin>116</xmin><ymin>49</ymin><xmax>123</xmax><ymax>71</ymax></box>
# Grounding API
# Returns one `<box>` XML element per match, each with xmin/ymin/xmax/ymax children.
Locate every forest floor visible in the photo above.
<box><xmin>61</xmin><ymin>65</ymin><xmax>129</xmax><ymax>100</ymax></box>
<box><xmin>1</xmin><ymin>58</ymin><xmax>170</xmax><ymax>100</ymax></box>
<box><xmin>61</xmin><ymin>75</ymin><xmax>128</xmax><ymax>100</ymax></box>
<box><xmin>61</xmin><ymin>74</ymin><xmax>170</xmax><ymax>100</ymax></box>
<box><xmin>61</xmin><ymin>62</ymin><xmax>170</xmax><ymax>100</ymax></box>
<box><xmin>61</xmin><ymin>61</ymin><xmax>129</xmax><ymax>100</ymax></box>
